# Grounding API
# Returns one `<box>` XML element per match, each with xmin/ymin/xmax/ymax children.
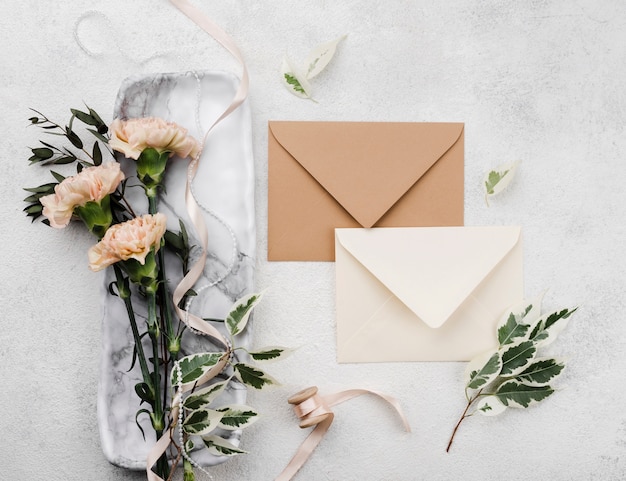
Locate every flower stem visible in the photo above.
<box><xmin>446</xmin><ymin>389</ymin><xmax>482</xmax><ymax>452</ymax></box>
<box><xmin>113</xmin><ymin>265</ymin><xmax>152</xmax><ymax>393</ymax></box>
<box><xmin>147</xmin><ymin>291</ymin><xmax>169</xmax><ymax>478</ymax></box>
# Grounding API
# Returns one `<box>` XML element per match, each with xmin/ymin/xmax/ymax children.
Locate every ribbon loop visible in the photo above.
<box><xmin>275</xmin><ymin>386</ymin><xmax>411</xmax><ymax>481</ymax></box>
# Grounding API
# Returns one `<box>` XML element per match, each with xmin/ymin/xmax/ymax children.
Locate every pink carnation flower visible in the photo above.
<box><xmin>109</xmin><ymin>117</ymin><xmax>201</xmax><ymax>160</ymax></box>
<box><xmin>40</xmin><ymin>162</ymin><xmax>124</xmax><ymax>229</ymax></box>
<box><xmin>88</xmin><ymin>213</ymin><xmax>167</xmax><ymax>272</ymax></box>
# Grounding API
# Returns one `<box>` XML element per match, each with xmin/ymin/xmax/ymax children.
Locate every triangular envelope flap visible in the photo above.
<box><xmin>336</xmin><ymin>227</ymin><xmax>521</xmax><ymax>328</ymax></box>
<box><xmin>269</xmin><ymin>121</ymin><xmax>463</xmax><ymax>228</ymax></box>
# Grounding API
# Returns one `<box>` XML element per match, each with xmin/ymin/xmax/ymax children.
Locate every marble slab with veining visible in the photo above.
<box><xmin>97</xmin><ymin>71</ymin><xmax>255</xmax><ymax>469</ymax></box>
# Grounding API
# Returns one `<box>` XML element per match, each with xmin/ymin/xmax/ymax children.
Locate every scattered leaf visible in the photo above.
<box><xmin>484</xmin><ymin>160</ymin><xmax>520</xmax><ymax>205</ymax></box>
<box><xmin>304</xmin><ymin>35</ymin><xmax>346</xmax><ymax>79</ymax></box>
<box><xmin>281</xmin><ymin>35</ymin><xmax>346</xmax><ymax>100</ymax></box>
<box><xmin>281</xmin><ymin>58</ymin><xmax>312</xmax><ymax>99</ymax></box>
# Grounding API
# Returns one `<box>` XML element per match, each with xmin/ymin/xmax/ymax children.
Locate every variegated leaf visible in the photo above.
<box><xmin>495</xmin><ymin>380</ymin><xmax>555</xmax><ymax>408</ymax></box>
<box><xmin>249</xmin><ymin>346</ymin><xmax>293</xmax><ymax>362</ymax></box>
<box><xmin>304</xmin><ymin>35</ymin><xmax>346</xmax><ymax>79</ymax></box>
<box><xmin>182</xmin><ymin>409</ymin><xmax>224</xmax><ymax>436</ymax></box>
<box><xmin>172</xmin><ymin>352</ymin><xmax>225</xmax><ymax>386</ymax></box>
<box><xmin>233</xmin><ymin>363</ymin><xmax>278</xmax><ymax>390</ymax></box>
<box><xmin>475</xmin><ymin>395</ymin><xmax>507</xmax><ymax>416</ymax></box>
<box><xmin>281</xmin><ymin>57</ymin><xmax>312</xmax><ymax>99</ymax></box>
<box><xmin>183</xmin><ymin>379</ymin><xmax>229</xmax><ymax>411</ymax></box>
<box><xmin>226</xmin><ymin>291</ymin><xmax>264</xmax><ymax>337</ymax></box>
<box><xmin>216</xmin><ymin>404</ymin><xmax>259</xmax><ymax>430</ymax></box>
<box><xmin>500</xmin><ymin>340</ymin><xmax>537</xmax><ymax>376</ymax></box>
<box><xmin>497</xmin><ymin>292</ymin><xmax>546</xmax><ymax>346</ymax></box>
<box><xmin>515</xmin><ymin>358</ymin><xmax>565</xmax><ymax>386</ymax></box>
<box><xmin>465</xmin><ymin>351</ymin><xmax>502</xmax><ymax>390</ymax></box>
<box><xmin>202</xmin><ymin>435</ymin><xmax>247</xmax><ymax>456</ymax></box>
<box><xmin>484</xmin><ymin>160</ymin><xmax>520</xmax><ymax>205</ymax></box>
<box><xmin>528</xmin><ymin>307</ymin><xmax>578</xmax><ymax>347</ymax></box>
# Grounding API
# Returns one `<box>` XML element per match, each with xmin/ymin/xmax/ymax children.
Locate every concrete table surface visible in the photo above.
<box><xmin>1</xmin><ymin>1</ymin><xmax>624</xmax><ymax>480</ymax></box>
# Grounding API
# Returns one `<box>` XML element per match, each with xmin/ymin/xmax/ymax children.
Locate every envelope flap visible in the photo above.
<box><xmin>335</xmin><ymin>227</ymin><xmax>522</xmax><ymax>328</ymax></box>
<box><xmin>269</xmin><ymin>121</ymin><xmax>464</xmax><ymax>228</ymax></box>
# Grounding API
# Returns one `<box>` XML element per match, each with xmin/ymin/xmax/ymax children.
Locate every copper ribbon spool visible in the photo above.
<box><xmin>275</xmin><ymin>386</ymin><xmax>411</xmax><ymax>481</ymax></box>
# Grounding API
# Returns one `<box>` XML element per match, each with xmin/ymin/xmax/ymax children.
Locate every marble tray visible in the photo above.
<box><xmin>97</xmin><ymin>71</ymin><xmax>255</xmax><ymax>469</ymax></box>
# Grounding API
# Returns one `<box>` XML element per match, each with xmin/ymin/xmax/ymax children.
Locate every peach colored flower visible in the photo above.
<box><xmin>40</xmin><ymin>162</ymin><xmax>124</xmax><ymax>229</ymax></box>
<box><xmin>88</xmin><ymin>213</ymin><xmax>167</xmax><ymax>271</ymax></box>
<box><xmin>109</xmin><ymin>117</ymin><xmax>201</xmax><ymax>160</ymax></box>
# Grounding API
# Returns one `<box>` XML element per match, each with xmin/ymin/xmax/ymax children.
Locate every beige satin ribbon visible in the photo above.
<box><xmin>145</xmin><ymin>1</ymin><xmax>250</xmax><ymax>479</ymax></box>
<box><xmin>275</xmin><ymin>386</ymin><xmax>411</xmax><ymax>481</ymax></box>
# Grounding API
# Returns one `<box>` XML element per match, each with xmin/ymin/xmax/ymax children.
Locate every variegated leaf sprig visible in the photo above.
<box><xmin>281</xmin><ymin>35</ymin><xmax>346</xmax><ymax>101</ymax></box>
<box><xmin>446</xmin><ymin>292</ymin><xmax>577</xmax><ymax>452</ymax></box>
<box><xmin>172</xmin><ymin>292</ymin><xmax>291</xmax><ymax>462</ymax></box>
<box><xmin>484</xmin><ymin>160</ymin><xmax>520</xmax><ymax>206</ymax></box>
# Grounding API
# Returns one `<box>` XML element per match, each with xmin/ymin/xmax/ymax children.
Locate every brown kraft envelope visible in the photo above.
<box><xmin>267</xmin><ymin>121</ymin><xmax>464</xmax><ymax>261</ymax></box>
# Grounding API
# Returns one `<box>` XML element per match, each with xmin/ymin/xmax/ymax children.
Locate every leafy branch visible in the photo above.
<box><xmin>446</xmin><ymin>293</ymin><xmax>577</xmax><ymax>452</ymax></box>
<box><xmin>23</xmin><ymin>107</ymin><xmax>121</xmax><ymax>223</ymax></box>
<box><xmin>171</xmin><ymin>292</ymin><xmax>290</xmax><ymax>469</ymax></box>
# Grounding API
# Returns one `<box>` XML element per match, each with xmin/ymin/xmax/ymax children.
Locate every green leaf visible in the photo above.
<box><xmin>50</xmin><ymin>171</ymin><xmax>65</xmax><ymax>183</ymax></box>
<box><xmin>225</xmin><ymin>292</ymin><xmax>264</xmax><ymax>337</ymax></box>
<box><xmin>183</xmin><ymin>379</ymin><xmax>229</xmax><ymax>411</ymax></box>
<box><xmin>484</xmin><ymin>160</ymin><xmax>520</xmax><ymax>204</ymax></box>
<box><xmin>65</xmin><ymin>128</ymin><xmax>83</xmax><ymax>149</ymax></box>
<box><xmin>31</xmin><ymin>147</ymin><xmax>54</xmax><ymax>160</ymax></box>
<box><xmin>466</xmin><ymin>351</ymin><xmax>502</xmax><ymax>390</ymax></box>
<box><xmin>284</xmin><ymin>73</ymin><xmax>306</xmax><ymax>93</ymax></box>
<box><xmin>500</xmin><ymin>340</ymin><xmax>537</xmax><ymax>376</ymax></box>
<box><xmin>216</xmin><ymin>404</ymin><xmax>259</xmax><ymax>430</ymax></box>
<box><xmin>173</xmin><ymin>352</ymin><xmax>226</xmax><ymax>386</ymax></box>
<box><xmin>496</xmin><ymin>295</ymin><xmax>545</xmax><ymax>347</ymax></box>
<box><xmin>88</xmin><ymin>128</ymin><xmax>109</xmax><ymax>143</ymax></box>
<box><xmin>495</xmin><ymin>380</ymin><xmax>554</xmax><ymax>408</ymax></box>
<box><xmin>92</xmin><ymin>142</ymin><xmax>102</xmax><ymax>166</ymax></box>
<box><xmin>233</xmin><ymin>363</ymin><xmax>277</xmax><ymax>390</ymax></box>
<box><xmin>497</xmin><ymin>312</ymin><xmax>530</xmax><ymax>347</ymax></box>
<box><xmin>249</xmin><ymin>346</ymin><xmax>293</xmax><ymax>362</ymax></box>
<box><xmin>515</xmin><ymin>358</ymin><xmax>565</xmax><ymax>386</ymax></box>
<box><xmin>202</xmin><ymin>435</ymin><xmax>247</xmax><ymax>456</ymax></box>
<box><xmin>529</xmin><ymin>307</ymin><xmax>577</xmax><ymax>346</ymax></box>
<box><xmin>281</xmin><ymin>57</ymin><xmax>313</xmax><ymax>99</ymax></box>
<box><xmin>182</xmin><ymin>409</ymin><xmax>224</xmax><ymax>436</ymax></box>
<box><xmin>71</xmin><ymin>108</ymin><xmax>100</xmax><ymax>127</ymax></box>
<box><xmin>23</xmin><ymin>183</ymin><xmax>57</xmax><ymax>194</ymax></box>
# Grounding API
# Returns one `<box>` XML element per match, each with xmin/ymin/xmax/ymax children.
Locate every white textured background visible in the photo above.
<box><xmin>2</xmin><ymin>1</ymin><xmax>625</xmax><ymax>480</ymax></box>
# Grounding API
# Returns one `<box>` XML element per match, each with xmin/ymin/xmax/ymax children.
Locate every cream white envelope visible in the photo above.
<box><xmin>335</xmin><ymin>226</ymin><xmax>524</xmax><ymax>362</ymax></box>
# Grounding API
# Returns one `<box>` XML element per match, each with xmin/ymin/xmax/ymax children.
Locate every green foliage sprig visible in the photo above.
<box><xmin>23</xmin><ymin>106</ymin><xmax>115</xmax><ymax>223</ymax></box>
<box><xmin>173</xmin><ymin>292</ymin><xmax>291</xmax><ymax>464</ymax></box>
<box><xmin>446</xmin><ymin>293</ymin><xmax>577</xmax><ymax>452</ymax></box>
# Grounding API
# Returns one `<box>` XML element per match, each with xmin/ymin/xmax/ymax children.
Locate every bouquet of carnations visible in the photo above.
<box><xmin>24</xmin><ymin>107</ymin><xmax>286</xmax><ymax>481</ymax></box>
